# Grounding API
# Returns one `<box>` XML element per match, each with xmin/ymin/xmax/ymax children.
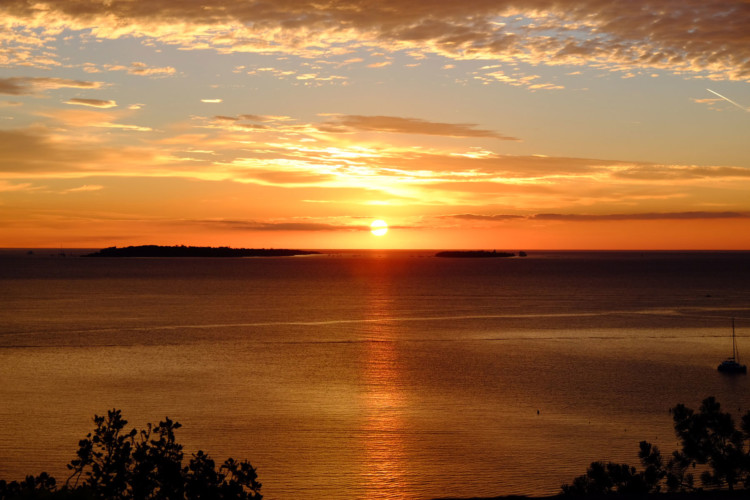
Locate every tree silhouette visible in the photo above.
<box><xmin>563</xmin><ymin>396</ymin><xmax>750</xmax><ymax>495</ymax></box>
<box><xmin>0</xmin><ymin>409</ymin><xmax>261</xmax><ymax>500</ymax></box>
<box><xmin>560</xmin><ymin>452</ymin><xmax>661</xmax><ymax>495</ymax></box>
<box><xmin>671</xmin><ymin>397</ymin><xmax>747</xmax><ymax>491</ymax></box>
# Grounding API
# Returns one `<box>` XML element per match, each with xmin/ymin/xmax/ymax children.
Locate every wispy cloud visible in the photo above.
<box><xmin>35</xmin><ymin>109</ymin><xmax>152</xmax><ymax>131</ymax></box>
<box><xmin>0</xmin><ymin>77</ymin><xmax>104</xmax><ymax>95</ymax></box>
<box><xmin>706</xmin><ymin>89</ymin><xmax>749</xmax><ymax>112</ymax></box>
<box><xmin>104</xmin><ymin>62</ymin><xmax>176</xmax><ymax>77</ymax></box>
<box><xmin>443</xmin><ymin>212</ymin><xmax>750</xmax><ymax>223</ymax></box>
<box><xmin>0</xmin><ymin>180</ymin><xmax>36</xmax><ymax>192</ymax></box>
<box><xmin>319</xmin><ymin>115</ymin><xmax>519</xmax><ymax>140</ymax></box>
<box><xmin>532</xmin><ymin>212</ymin><xmax>750</xmax><ymax>221</ymax></box>
<box><xmin>65</xmin><ymin>184</ymin><xmax>104</xmax><ymax>193</ymax></box>
<box><xmin>190</xmin><ymin>219</ymin><xmax>368</xmax><ymax>232</ymax></box>
<box><xmin>441</xmin><ymin>213</ymin><xmax>526</xmax><ymax>221</ymax></box>
<box><xmin>473</xmin><ymin>69</ymin><xmax>564</xmax><ymax>91</ymax></box>
<box><xmin>65</xmin><ymin>98</ymin><xmax>117</xmax><ymax>108</ymax></box>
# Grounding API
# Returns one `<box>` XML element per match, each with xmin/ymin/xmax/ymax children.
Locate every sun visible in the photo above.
<box><xmin>370</xmin><ymin>219</ymin><xmax>388</xmax><ymax>236</ymax></box>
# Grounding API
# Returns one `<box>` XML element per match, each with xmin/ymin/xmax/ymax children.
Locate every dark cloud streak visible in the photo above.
<box><xmin>533</xmin><ymin>212</ymin><xmax>750</xmax><ymax>221</ymax></box>
<box><xmin>0</xmin><ymin>77</ymin><xmax>103</xmax><ymax>95</ymax></box>
<box><xmin>443</xmin><ymin>211</ymin><xmax>750</xmax><ymax>222</ymax></box>
<box><xmin>191</xmin><ymin>219</ymin><xmax>369</xmax><ymax>232</ymax></box>
<box><xmin>320</xmin><ymin>115</ymin><xmax>519</xmax><ymax>140</ymax></box>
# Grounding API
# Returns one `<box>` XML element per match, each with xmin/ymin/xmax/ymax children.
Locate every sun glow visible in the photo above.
<box><xmin>370</xmin><ymin>219</ymin><xmax>388</xmax><ymax>236</ymax></box>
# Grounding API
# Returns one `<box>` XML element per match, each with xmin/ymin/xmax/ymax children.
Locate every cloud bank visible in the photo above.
<box><xmin>1</xmin><ymin>0</ymin><xmax>749</xmax><ymax>81</ymax></box>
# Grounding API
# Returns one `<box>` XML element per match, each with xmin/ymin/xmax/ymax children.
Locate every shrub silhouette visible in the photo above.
<box><xmin>0</xmin><ymin>409</ymin><xmax>261</xmax><ymax>500</ymax></box>
<box><xmin>563</xmin><ymin>396</ymin><xmax>750</xmax><ymax>495</ymax></box>
<box><xmin>561</xmin><ymin>442</ymin><xmax>666</xmax><ymax>496</ymax></box>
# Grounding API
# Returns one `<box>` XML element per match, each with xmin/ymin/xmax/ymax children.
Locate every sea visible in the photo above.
<box><xmin>1</xmin><ymin>249</ymin><xmax>750</xmax><ymax>499</ymax></box>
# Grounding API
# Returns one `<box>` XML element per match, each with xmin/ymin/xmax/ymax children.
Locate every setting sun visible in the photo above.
<box><xmin>0</xmin><ymin>1</ymin><xmax>749</xmax><ymax>250</ymax></box>
<box><xmin>370</xmin><ymin>220</ymin><xmax>388</xmax><ymax>236</ymax></box>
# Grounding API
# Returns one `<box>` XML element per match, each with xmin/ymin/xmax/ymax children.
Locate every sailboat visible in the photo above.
<box><xmin>717</xmin><ymin>318</ymin><xmax>747</xmax><ymax>374</ymax></box>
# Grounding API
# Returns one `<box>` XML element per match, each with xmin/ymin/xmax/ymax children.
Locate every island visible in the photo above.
<box><xmin>435</xmin><ymin>250</ymin><xmax>518</xmax><ymax>258</ymax></box>
<box><xmin>83</xmin><ymin>245</ymin><xmax>320</xmax><ymax>258</ymax></box>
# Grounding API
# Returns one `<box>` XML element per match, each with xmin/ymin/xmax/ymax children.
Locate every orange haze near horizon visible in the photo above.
<box><xmin>1</xmin><ymin>1</ymin><xmax>749</xmax><ymax>250</ymax></box>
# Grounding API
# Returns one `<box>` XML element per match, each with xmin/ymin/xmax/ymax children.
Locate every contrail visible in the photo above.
<box><xmin>707</xmin><ymin>88</ymin><xmax>749</xmax><ymax>112</ymax></box>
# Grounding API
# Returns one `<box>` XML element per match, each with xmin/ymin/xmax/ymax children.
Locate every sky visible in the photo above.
<box><xmin>1</xmin><ymin>0</ymin><xmax>749</xmax><ymax>250</ymax></box>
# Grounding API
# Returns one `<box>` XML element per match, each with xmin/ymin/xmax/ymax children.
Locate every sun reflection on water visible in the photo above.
<box><xmin>358</xmin><ymin>265</ymin><xmax>411</xmax><ymax>499</ymax></box>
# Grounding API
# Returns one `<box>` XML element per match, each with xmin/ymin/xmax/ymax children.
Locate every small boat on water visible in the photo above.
<box><xmin>718</xmin><ymin>318</ymin><xmax>747</xmax><ymax>374</ymax></box>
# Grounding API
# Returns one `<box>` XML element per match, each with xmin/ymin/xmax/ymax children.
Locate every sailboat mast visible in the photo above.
<box><xmin>732</xmin><ymin>317</ymin><xmax>738</xmax><ymax>362</ymax></box>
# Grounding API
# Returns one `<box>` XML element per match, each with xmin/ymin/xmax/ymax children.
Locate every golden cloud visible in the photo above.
<box><xmin>35</xmin><ymin>108</ymin><xmax>152</xmax><ymax>131</ymax></box>
<box><xmin>65</xmin><ymin>184</ymin><xmax>104</xmax><ymax>193</ymax></box>
<box><xmin>2</xmin><ymin>0</ymin><xmax>748</xmax><ymax>81</ymax></box>
<box><xmin>65</xmin><ymin>98</ymin><xmax>118</xmax><ymax>108</ymax></box>
<box><xmin>2</xmin><ymin>107</ymin><xmax>749</xmax><ymax>220</ymax></box>
<box><xmin>0</xmin><ymin>129</ymin><xmax>159</xmax><ymax>175</ymax></box>
<box><xmin>0</xmin><ymin>180</ymin><xmax>36</xmax><ymax>192</ymax></box>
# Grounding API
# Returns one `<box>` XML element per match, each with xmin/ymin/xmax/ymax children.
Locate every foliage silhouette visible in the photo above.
<box><xmin>563</xmin><ymin>396</ymin><xmax>750</xmax><ymax>495</ymax></box>
<box><xmin>0</xmin><ymin>409</ymin><xmax>261</xmax><ymax>500</ymax></box>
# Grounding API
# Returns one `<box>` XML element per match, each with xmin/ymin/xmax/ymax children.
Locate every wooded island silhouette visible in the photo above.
<box><xmin>84</xmin><ymin>245</ymin><xmax>319</xmax><ymax>258</ymax></box>
<box><xmin>435</xmin><ymin>250</ymin><xmax>522</xmax><ymax>258</ymax></box>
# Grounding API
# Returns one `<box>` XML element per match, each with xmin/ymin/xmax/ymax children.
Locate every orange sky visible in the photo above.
<box><xmin>1</xmin><ymin>1</ymin><xmax>749</xmax><ymax>249</ymax></box>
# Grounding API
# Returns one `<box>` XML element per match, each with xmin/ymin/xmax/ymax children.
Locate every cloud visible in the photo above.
<box><xmin>0</xmin><ymin>128</ymin><xmax>157</xmax><ymax>175</ymax></box>
<box><xmin>367</xmin><ymin>61</ymin><xmax>392</xmax><ymax>68</ymax></box>
<box><xmin>65</xmin><ymin>184</ymin><xmax>104</xmax><ymax>193</ymax></box>
<box><xmin>532</xmin><ymin>212</ymin><xmax>750</xmax><ymax>221</ymax></box>
<box><xmin>231</xmin><ymin>168</ymin><xmax>337</xmax><ymax>186</ymax></box>
<box><xmin>706</xmin><ymin>88</ymin><xmax>749</xmax><ymax>112</ymax></box>
<box><xmin>3</xmin><ymin>1</ymin><xmax>749</xmax><ymax>81</ymax></box>
<box><xmin>0</xmin><ymin>77</ymin><xmax>104</xmax><ymax>95</ymax></box>
<box><xmin>473</xmin><ymin>69</ymin><xmax>564</xmax><ymax>91</ymax></box>
<box><xmin>212</xmin><ymin>114</ymin><xmax>291</xmax><ymax>124</ymax></box>
<box><xmin>319</xmin><ymin>115</ymin><xmax>519</xmax><ymax>140</ymax></box>
<box><xmin>35</xmin><ymin>108</ymin><xmax>152</xmax><ymax>131</ymax></box>
<box><xmin>2</xmin><ymin>105</ymin><xmax>748</xmax><ymax>222</ymax></box>
<box><xmin>242</xmin><ymin>66</ymin><xmax>347</xmax><ymax>85</ymax></box>
<box><xmin>103</xmin><ymin>62</ymin><xmax>176</xmax><ymax>77</ymax></box>
<box><xmin>191</xmin><ymin>219</ymin><xmax>366</xmax><ymax>232</ymax></box>
<box><xmin>693</xmin><ymin>98</ymin><xmax>719</xmax><ymax>104</ymax></box>
<box><xmin>0</xmin><ymin>180</ymin><xmax>36</xmax><ymax>192</ymax></box>
<box><xmin>613</xmin><ymin>165</ymin><xmax>750</xmax><ymax>180</ymax></box>
<box><xmin>441</xmin><ymin>212</ymin><xmax>750</xmax><ymax>223</ymax></box>
<box><xmin>442</xmin><ymin>213</ymin><xmax>525</xmax><ymax>221</ymax></box>
<box><xmin>65</xmin><ymin>98</ymin><xmax>117</xmax><ymax>108</ymax></box>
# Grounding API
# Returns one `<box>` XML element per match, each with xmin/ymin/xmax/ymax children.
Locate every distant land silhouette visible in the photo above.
<box><xmin>435</xmin><ymin>250</ymin><xmax>523</xmax><ymax>258</ymax></box>
<box><xmin>84</xmin><ymin>245</ymin><xmax>320</xmax><ymax>258</ymax></box>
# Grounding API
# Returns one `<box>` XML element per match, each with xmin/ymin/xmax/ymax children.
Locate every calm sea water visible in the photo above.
<box><xmin>2</xmin><ymin>250</ymin><xmax>750</xmax><ymax>499</ymax></box>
